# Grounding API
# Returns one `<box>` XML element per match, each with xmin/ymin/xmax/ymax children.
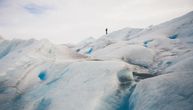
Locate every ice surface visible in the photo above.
<box><xmin>74</xmin><ymin>28</ymin><xmax>143</xmax><ymax>55</ymax></box>
<box><xmin>18</xmin><ymin>61</ymin><xmax>134</xmax><ymax>110</ymax></box>
<box><xmin>129</xmin><ymin>57</ymin><xmax>193</xmax><ymax>110</ymax></box>
<box><xmin>92</xmin><ymin>43</ymin><xmax>155</xmax><ymax>68</ymax></box>
<box><xmin>0</xmin><ymin>11</ymin><xmax>193</xmax><ymax>110</ymax></box>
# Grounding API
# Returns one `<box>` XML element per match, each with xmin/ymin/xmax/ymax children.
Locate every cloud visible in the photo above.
<box><xmin>0</xmin><ymin>0</ymin><xmax>6</xmax><ymax>7</ymax></box>
<box><xmin>23</xmin><ymin>3</ymin><xmax>51</xmax><ymax>15</ymax></box>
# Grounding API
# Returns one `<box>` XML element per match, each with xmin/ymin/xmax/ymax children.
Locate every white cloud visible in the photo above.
<box><xmin>0</xmin><ymin>0</ymin><xmax>193</xmax><ymax>44</ymax></box>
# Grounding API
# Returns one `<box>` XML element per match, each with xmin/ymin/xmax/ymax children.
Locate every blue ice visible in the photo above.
<box><xmin>36</xmin><ymin>98</ymin><xmax>51</xmax><ymax>110</ymax></box>
<box><xmin>38</xmin><ymin>71</ymin><xmax>47</xmax><ymax>81</ymax></box>
<box><xmin>144</xmin><ymin>40</ymin><xmax>153</xmax><ymax>48</ymax></box>
<box><xmin>168</xmin><ymin>34</ymin><xmax>178</xmax><ymax>39</ymax></box>
<box><xmin>87</xmin><ymin>48</ymin><xmax>93</xmax><ymax>54</ymax></box>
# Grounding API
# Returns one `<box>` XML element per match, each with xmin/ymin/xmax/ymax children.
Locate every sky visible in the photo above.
<box><xmin>0</xmin><ymin>0</ymin><xmax>193</xmax><ymax>44</ymax></box>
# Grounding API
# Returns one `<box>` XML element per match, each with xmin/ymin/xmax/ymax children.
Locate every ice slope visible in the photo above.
<box><xmin>75</xmin><ymin>11</ymin><xmax>193</xmax><ymax>110</ymax></box>
<box><xmin>127</xmin><ymin>11</ymin><xmax>193</xmax><ymax>110</ymax></box>
<box><xmin>128</xmin><ymin>11</ymin><xmax>193</xmax><ymax>43</ymax></box>
<box><xmin>0</xmin><ymin>38</ymin><xmax>83</xmax><ymax>79</ymax></box>
<box><xmin>0</xmin><ymin>38</ymin><xmax>87</xmax><ymax>110</ymax></box>
<box><xmin>75</xmin><ymin>37</ymin><xmax>95</xmax><ymax>49</ymax></box>
<box><xmin>91</xmin><ymin>42</ymin><xmax>155</xmax><ymax>68</ymax></box>
<box><xmin>0</xmin><ymin>11</ymin><xmax>193</xmax><ymax>110</ymax></box>
<box><xmin>73</xmin><ymin>37</ymin><xmax>96</xmax><ymax>55</ymax></box>
<box><xmin>129</xmin><ymin>56</ymin><xmax>193</xmax><ymax>110</ymax></box>
<box><xmin>75</xmin><ymin>28</ymin><xmax>143</xmax><ymax>55</ymax></box>
<box><xmin>0</xmin><ymin>37</ymin><xmax>134</xmax><ymax>110</ymax></box>
<box><xmin>16</xmin><ymin>61</ymin><xmax>135</xmax><ymax>110</ymax></box>
<box><xmin>103</xmin><ymin>27</ymin><xmax>143</xmax><ymax>41</ymax></box>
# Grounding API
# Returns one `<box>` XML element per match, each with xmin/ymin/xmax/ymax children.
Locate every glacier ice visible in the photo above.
<box><xmin>168</xmin><ymin>34</ymin><xmax>178</xmax><ymax>39</ymax></box>
<box><xmin>129</xmin><ymin>57</ymin><xmax>193</xmax><ymax>110</ymax></box>
<box><xmin>38</xmin><ymin>71</ymin><xmax>47</xmax><ymax>81</ymax></box>
<box><xmin>0</xmin><ymin>10</ymin><xmax>193</xmax><ymax>110</ymax></box>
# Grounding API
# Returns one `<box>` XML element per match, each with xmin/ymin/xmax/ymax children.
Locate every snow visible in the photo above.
<box><xmin>0</xmin><ymin>11</ymin><xmax>193</xmax><ymax>110</ymax></box>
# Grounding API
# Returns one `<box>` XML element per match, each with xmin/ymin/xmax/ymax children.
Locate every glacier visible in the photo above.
<box><xmin>0</xmin><ymin>11</ymin><xmax>193</xmax><ymax>110</ymax></box>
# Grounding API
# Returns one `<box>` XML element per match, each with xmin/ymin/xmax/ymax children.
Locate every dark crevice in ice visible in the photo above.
<box><xmin>35</xmin><ymin>98</ymin><xmax>51</xmax><ymax>110</ymax></box>
<box><xmin>100</xmin><ymin>82</ymin><xmax>136</xmax><ymax>110</ymax></box>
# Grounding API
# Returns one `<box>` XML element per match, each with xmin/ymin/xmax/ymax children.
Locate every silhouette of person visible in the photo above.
<box><xmin>105</xmin><ymin>28</ymin><xmax>108</xmax><ymax>35</ymax></box>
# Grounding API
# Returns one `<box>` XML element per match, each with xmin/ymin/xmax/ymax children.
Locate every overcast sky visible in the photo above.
<box><xmin>0</xmin><ymin>0</ymin><xmax>193</xmax><ymax>44</ymax></box>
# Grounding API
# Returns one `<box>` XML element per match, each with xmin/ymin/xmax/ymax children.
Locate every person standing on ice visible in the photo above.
<box><xmin>105</xmin><ymin>28</ymin><xmax>108</xmax><ymax>35</ymax></box>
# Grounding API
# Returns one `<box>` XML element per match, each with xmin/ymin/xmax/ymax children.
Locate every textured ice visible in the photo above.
<box><xmin>74</xmin><ymin>28</ymin><xmax>143</xmax><ymax>55</ymax></box>
<box><xmin>92</xmin><ymin>43</ymin><xmax>155</xmax><ymax>68</ymax></box>
<box><xmin>0</xmin><ymin>11</ymin><xmax>193</xmax><ymax>110</ymax></box>
<box><xmin>129</xmin><ymin>57</ymin><xmax>193</xmax><ymax>110</ymax></box>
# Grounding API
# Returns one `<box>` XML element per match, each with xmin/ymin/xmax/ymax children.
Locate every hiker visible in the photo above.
<box><xmin>105</xmin><ymin>28</ymin><xmax>108</xmax><ymax>35</ymax></box>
